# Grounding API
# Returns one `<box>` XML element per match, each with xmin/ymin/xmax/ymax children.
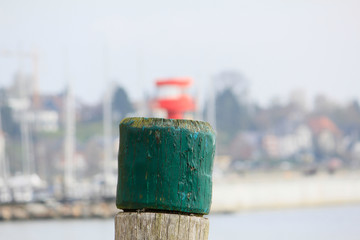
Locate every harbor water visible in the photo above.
<box><xmin>0</xmin><ymin>204</ymin><xmax>359</xmax><ymax>240</ymax></box>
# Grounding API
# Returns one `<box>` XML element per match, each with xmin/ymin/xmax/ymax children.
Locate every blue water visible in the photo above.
<box><xmin>0</xmin><ymin>205</ymin><xmax>359</xmax><ymax>240</ymax></box>
<box><xmin>209</xmin><ymin>205</ymin><xmax>360</xmax><ymax>240</ymax></box>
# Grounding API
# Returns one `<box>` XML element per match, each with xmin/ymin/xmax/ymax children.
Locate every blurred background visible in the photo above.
<box><xmin>1</xmin><ymin>0</ymin><xmax>360</xmax><ymax>239</ymax></box>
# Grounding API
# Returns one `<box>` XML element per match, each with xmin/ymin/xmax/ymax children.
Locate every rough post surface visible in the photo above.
<box><xmin>116</xmin><ymin>117</ymin><xmax>216</xmax><ymax>215</ymax></box>
<box><xmin>115</xmin><ymin>212</ymin><xmax>209</xmax><ymax>240</ymax></box>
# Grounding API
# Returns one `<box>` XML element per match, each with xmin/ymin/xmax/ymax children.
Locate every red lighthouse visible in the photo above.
<box><xmin>154</xmin><ymin>77</ymin><xmax>196</xmax><ymax>119</ymax></box>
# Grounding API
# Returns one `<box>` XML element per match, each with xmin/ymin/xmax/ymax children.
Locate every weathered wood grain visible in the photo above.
<box><xmin>115</xmin><ymin>212</ymin><xmax>209</xmax><ymax>240</ymax></box>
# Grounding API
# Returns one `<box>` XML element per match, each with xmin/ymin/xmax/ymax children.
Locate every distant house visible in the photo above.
<box><xmin>351</xmin><ymin>141</ymin><xmax>360</xmax><ymax>163</ymax></box>
<box><xmin>6</xmin><ymin>81</ymin><xmax>61</xmax><ymax>132</ymax></box>
<box><xmin>278</xmin><ymin>124</ymin><xmax>313</xmax><ymax>157</ymax></box>
<box><xmin>230</xmin><ymin>131</ymin><xmax>259</xmax><ymax>161</ymax></box>
<box><xmin>307</xmin><ymin>116</ymin><xmax>341</xmax><ymax>156</ymax></box>
<box><xmin>262</xmin><ymin>134</ymin><xmax>280</xmax><ymax>158</ymax></box>
<box><xmin>307</xmin><ymin>116</ymin><xmax>340</xmax><ymax>136</ymax></box>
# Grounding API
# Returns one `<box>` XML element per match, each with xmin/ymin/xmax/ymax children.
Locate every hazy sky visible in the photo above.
<box><xmin>0</xmin><ymin>0</ymin><xmax>359</xmax><ymax>106</ymax></box>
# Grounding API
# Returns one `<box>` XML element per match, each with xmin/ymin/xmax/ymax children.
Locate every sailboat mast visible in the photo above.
<box><xmin>0</xmin><ymin>111</ymin><xmax>8</xmax><ymax>181</ymax></box>
<box><xmin>103</xmin><ymin>46</ymin><xmax>113</xmax><ymax>181</ymax></box>
<box><xmin>207</xmin><ymin>77</ymin><xmax>216</xmax><ymax>131</ymax></box>
<box><xmin>1</xmin><ymin>49</ymin><xmax>36</xmax><ymax>177</ymax></box>
<box><xmin>17</xmin><ymin>49</ymin><xmax>34</xmax><ymax>177</ymax></box>
<box><xmin>64</xmin><ymin>51</ymin><xmax>75</xmax><ymax>198</ymax></box>
<box><xmin>0</xmin><ymin>107</ymin><xmax>12</xmax><ymax>203</ymax></box>
<box><xmin>103</xmin><ymin>87</ymin><xmax>112</xmax><ymax>179</ymax></box>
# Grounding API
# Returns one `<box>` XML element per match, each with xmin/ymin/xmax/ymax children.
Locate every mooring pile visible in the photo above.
<box><xmin>115</xmin><ymin>117</ymin><xmax>215</xmax><ymax>240</ymax></box>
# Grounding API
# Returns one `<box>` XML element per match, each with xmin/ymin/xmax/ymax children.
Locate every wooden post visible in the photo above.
<box><xmin>115</xmin><ymin>118</ymin><xmax>215</xmax><ymax>240</ymax></box>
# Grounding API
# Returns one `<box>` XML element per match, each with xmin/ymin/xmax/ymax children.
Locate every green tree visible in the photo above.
<box><xmin>216</xmin><ymin>88</ymin><xmax>250</xmax><ymax>143</ymax></box>
<box><xmin>330</xmin><ymin>100</ymin><xmax>360</xmax><ymax>135</ymax></box>
<box><xmin>0</xmin><ymin>105</ymin><xmax>20</xmax><ymax>137</ymax></box>
<box><xmin>112</xmin><ymin>86</ymin><xmax>134</xmax><ymax>119</ymax></box>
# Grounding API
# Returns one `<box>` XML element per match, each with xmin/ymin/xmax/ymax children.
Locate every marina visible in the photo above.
<box><xmin>0</xmin><ymin>201</ymin><xmax>117</xmax><ymax>221</ymax></box>
<box><xmin>1</xmin><ymin>170</ymin><xmax>360</xmax><ymax>221</ymax></box>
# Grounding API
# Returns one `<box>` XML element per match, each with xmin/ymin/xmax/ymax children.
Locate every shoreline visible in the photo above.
<box><xmin>212</xmin><ymin>170</ymin><xmax>360</xmax><ymax>213</ymax></box>
<box><xmin>1</xmin><ymin>170</ymin><xmax>360</xmax><ymax>221</ymax></box>
<box><xmin>0</xmin><ymin>201</ymin><xmax>118</xmax><ymax>221</ymax></box>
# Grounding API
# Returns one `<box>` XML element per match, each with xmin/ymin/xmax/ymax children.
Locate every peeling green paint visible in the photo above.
<box><xmin>116</xmin><ymin>117</ymin><xmax>216</xmax><ymax>215</ymax></box>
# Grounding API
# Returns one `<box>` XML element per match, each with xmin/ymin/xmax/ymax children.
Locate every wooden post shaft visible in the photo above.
<box><xmin>115</xmin><ymin>118</ymin><xmax>215</xmax><ymax>240</ymax></box>
<box><xmin>115</xmin><ymin>212</ymin><xmax>209</xmax><ymax>240</ymax></box>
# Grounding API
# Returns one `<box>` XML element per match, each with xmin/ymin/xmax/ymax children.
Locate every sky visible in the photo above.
<box><xmin>0</xmin><ymin>0</ymin><xmax>360</xmax><ymax>107</ymax></box>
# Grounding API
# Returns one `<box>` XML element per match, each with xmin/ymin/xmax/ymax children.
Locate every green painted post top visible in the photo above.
<box><xmin>116</xmin><ymin>117</ymin><xmax>216</xmax><ymax>215</ymax></box>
